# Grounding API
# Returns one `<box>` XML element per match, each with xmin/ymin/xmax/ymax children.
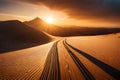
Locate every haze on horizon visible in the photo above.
<box><xmin>0</xmin><ymin>0</ymin><xmax>120</xmax><ymax>27</ymax></box>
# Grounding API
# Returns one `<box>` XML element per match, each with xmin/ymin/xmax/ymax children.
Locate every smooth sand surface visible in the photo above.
<box><xmin>0</xmin><ymin>42</ymin><xmax>54</xmax><ymax>80</ymax></box>
<box><xmin>67</xmin><ymin>33</ymin><xmax>120</xmax><ymax>70</ymax></box>
<box><xmin>0</xmin><ymin>33</ymin><xmax>120</xmax><ymax>80</ymax></box>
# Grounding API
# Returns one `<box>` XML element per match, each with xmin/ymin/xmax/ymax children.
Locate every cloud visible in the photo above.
<box><xmin>0</xmin><ymin>13</ymin><xmax>32</xmax><ymax>21</ymax></box>
<box><xmin>10</xmin><ymin>0</ymin><xmax>120</xmax><ymax>21</ymax></box>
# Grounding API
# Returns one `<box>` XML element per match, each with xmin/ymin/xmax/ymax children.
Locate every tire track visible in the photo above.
<box><xmin>63</xmin><ymin>40</ymin><xmax>95</xmax><ymax>80</ymax></box>
<box><xmin>65</xmin><ymin>39</ymin><xmax>120</xmax><ymax>80</ymax></box>
<box><xmin>39</xmin><ymin>41</ymin><xmax>61</xmax><ymax>80</ymax></box>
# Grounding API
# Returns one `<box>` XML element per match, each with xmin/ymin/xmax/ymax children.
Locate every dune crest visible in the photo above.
<box><xmin>0</xmin><ymin>20</ymin><xmax>54</xmax><ymax>53</ymax></box>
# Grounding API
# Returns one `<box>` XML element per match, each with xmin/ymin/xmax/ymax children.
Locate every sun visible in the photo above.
<box><xmin>45</xmin><ymin>17</ymin><xmax>54</xmax><ymax>24</ymax></box>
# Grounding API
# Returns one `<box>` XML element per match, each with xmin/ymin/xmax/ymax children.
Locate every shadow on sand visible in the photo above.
<box><xmin>0</xmin><ymin>20</ymin><xmax>52</xmax><ymax>54</ymax></box>
<box><xmin>65</xmin><ymin>39</ymin><xmax>120</xmax><ymax>80</ymax></box>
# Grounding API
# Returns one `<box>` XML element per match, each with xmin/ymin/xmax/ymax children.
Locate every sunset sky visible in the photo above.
<box><xmin>0</xmin><ymin>0</ymin><xmax>120</xmax><ymax>27</ymax></box>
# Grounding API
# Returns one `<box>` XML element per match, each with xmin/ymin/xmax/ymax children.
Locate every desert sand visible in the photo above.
<box><xmin>0</xmin><ymin>20</ymin><xmax>55</xmax><ymax>53</ymax></box>
<box><xmin>0</xmin><ymin>33</ymin><xmax>120</xmax><ymax>80</ymax></box>
<box><xmin>25</xmin><ymin>17</ymin><xmax>120</xmax><ymax>36</ymax></box>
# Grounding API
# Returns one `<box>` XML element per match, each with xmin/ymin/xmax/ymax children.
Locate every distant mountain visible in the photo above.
<box><xmin>24</xmin><ymin>17</ymin><xmax>64</xmax><ymax>35</ymax></box>
<box><xmin>24</xmin><ymin>17</ymin><xmax>46</xmax><ymax>30</ymax></box>
<box><xmin>0</xmin><ymin>20</ymin><xmax>53</xmax><ymax>53</ymax></box>
<box><xmin>25</xmin><ymin>17</ymin><xmax>120</xmax><ymax>36</ymax></box>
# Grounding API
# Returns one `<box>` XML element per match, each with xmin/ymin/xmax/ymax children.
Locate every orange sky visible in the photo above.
<box><xmin>0</xmin><ymin>0</ymin><xmax>120</xmax><ymax>27</ymax></box>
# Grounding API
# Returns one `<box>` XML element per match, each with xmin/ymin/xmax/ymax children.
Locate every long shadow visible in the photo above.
<box><xmin>0</xmin><ymin>41</ymin><xmax>51</xmax><ymax>54</ymax></box>
<box><xmin>65</xmin><ymin>39</ymin><xmax>120</xmax><ymax>80</ymax></box>
<box><xmin>0</xmin><ymin>20</ymin><xmax>52</xmax><ymax>54</ymax></box>
<box><xmin>63</xmin><ymin>41</ymin><xmax>95</xmax><ymax>80</ymax></box>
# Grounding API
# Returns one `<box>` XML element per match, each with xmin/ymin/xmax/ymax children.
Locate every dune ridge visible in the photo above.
<box><xmin>0</xmin><ymin>20</ymin><xmax>54</xmax><ymax>53</ymax></box>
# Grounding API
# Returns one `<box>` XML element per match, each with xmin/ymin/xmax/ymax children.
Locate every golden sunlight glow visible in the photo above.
<box><xmin>1</xmin><ymin>3</ymin><xmax>118</xmax><ymax>27</ymax></box>
<box><xmin>45</xmin><ymin>16</ymin><xmax>54</xmax><ymax>24</ymax></box>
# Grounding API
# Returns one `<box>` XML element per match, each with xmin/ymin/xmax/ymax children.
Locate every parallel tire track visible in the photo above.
<box><xmin>40</xmin><ymin>41</ymin><xmax>60</xmax><ymax>80</ymax></box>
<box><xmin>63</xmin><ymin>40</ymin><xmax>95</xmax><ymax>80</ymax></box>
<box><xmin>65</xmin><ymin>39</ymin><xmax>120</xmax><ymax>80</ymax></box>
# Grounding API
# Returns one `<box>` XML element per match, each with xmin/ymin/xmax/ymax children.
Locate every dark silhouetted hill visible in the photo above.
<box><xmin>0</xmin><ymin>20</ymin><xmax>53</xmax><ymax>53</ymax></box>
<box><xmin>24</xmin><ymin>17</ymin><xmax>64</xmax><ymax>35</ymax></box>
<box><xmin>25</xmin><ymin>17</ymin><xmax>120</xmax><ymax>36</ymax></box>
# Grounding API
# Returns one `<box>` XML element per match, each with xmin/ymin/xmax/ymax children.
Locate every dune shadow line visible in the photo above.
<box><xmin>65</xmin><ymin>39</ymin><xmax>120</xmax><ymax>80</ymax></box>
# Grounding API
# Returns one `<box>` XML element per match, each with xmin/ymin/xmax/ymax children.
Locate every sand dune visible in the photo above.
<box><xmin>0</xmin><ymin>33</ymin><xmax>119</xmax><ymax>80</ymax></box>
<box><xmin>24</xmin><ymin>17</ymin><xmax>64</xmax><ymax>36</ymax></box>
<box><xmin>0</xmin><ymin>42</ymin><xmax>54</xmax><ymax>80</ymax></box>
<box><xmin>25</xmin><ymin>17</ymin><xmax>120</xmax><ymax>36</ymax></box>
<box><xmin>0</xmin><ymin>20</ymin><xmax>54</xmax><ymax>53</ymax></box>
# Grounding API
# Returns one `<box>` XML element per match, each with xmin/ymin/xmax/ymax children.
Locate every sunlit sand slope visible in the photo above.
<box><xmin>0</xmin><ymin>42</ymin><xmax>54</xmax><ymax>80</ymax></box>
<box><xmin>0</xmin><ymin>33</ymin><xmax>120</xmax><ymax>80</ymax></box>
